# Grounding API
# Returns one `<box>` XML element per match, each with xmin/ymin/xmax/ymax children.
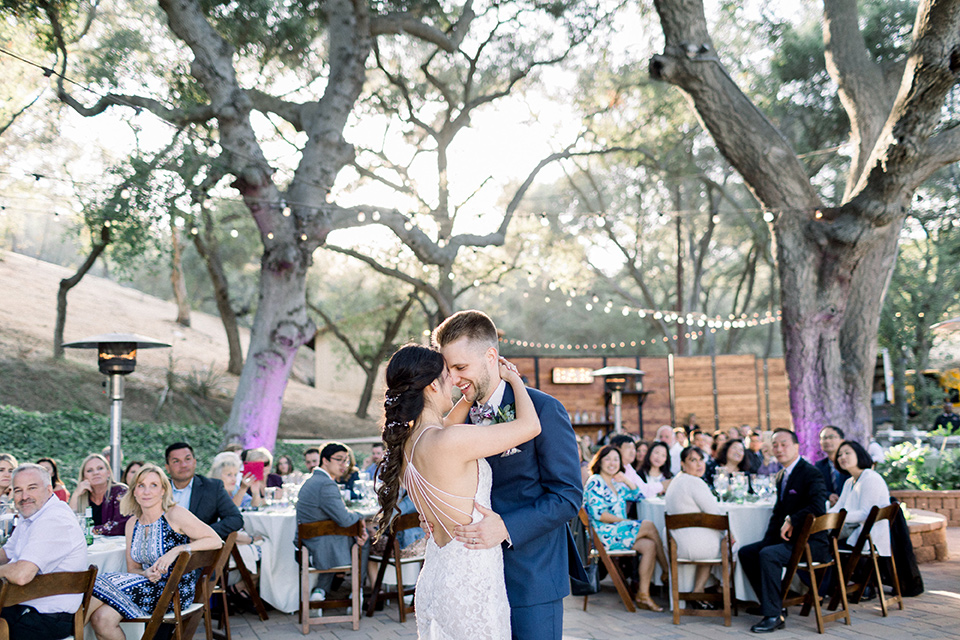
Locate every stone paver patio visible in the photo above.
<box><xmin>227</xmin><ymin>528</ymin><xmax>960</xmax><ymax>640</ymax></box>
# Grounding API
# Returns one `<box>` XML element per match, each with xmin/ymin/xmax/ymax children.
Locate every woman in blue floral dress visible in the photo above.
<box><xmin>88</xmin><ymin>465</ymin><xmax>222</xmax><ymax>640</ymax></box>
<box><xmin>584</xmin><ymin>445</ymin><xmax>669</xmax><ymax>611</ymax></box>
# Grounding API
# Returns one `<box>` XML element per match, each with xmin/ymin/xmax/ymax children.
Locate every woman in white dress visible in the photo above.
<box><xmin>376</xmin><ymin>344</ymin><xmax>541</xmax><ymax>640</ymax></box>
<box><xmin>828</xmin><ymin>440</ymin><xmax>891</xmax><ymax>555</ymax></box>
<box><xmin>664</xmin><ymin>446</ymin><xmax>727</xmax><ymax>602</ymax></box>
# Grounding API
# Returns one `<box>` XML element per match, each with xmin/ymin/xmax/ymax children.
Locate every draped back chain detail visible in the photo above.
<box><xmin>402</xmin><ymin>425</ymin><xmax>476</xmax><ymax>541</ymax></box>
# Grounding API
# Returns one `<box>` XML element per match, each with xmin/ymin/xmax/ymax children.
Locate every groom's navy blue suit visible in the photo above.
<box><xmin>484</xmin><ymin>384</ymin><xmax>583</xmax><ymax>640</ymax></box>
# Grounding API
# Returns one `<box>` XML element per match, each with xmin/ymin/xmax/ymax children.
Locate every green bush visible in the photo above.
<box><xmin>0</xmin><ymin>405</ymin><xmax>320</xmax><ymax>488</ymax></box>
<box><xmin>876</xmin><ymin>441</ymin><xmax>960</xmax><ymax>491</ymax></box>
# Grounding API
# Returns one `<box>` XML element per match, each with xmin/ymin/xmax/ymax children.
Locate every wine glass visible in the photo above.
<box><xmin>714</xmin><ymin>472</ymin><xmax>729</xmax><ymax>501</ymax></box>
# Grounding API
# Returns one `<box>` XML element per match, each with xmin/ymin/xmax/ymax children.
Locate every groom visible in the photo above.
<box><xmin>433</xmin><ymin>310</ymin><xmax>583</xmax><ymax>640</ymax></box>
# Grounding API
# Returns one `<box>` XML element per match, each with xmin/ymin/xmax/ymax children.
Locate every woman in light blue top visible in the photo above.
<box><xmin>584</xmin><ymin>445</ymin><xmax>669</xmax><ymax>611</ymax></box>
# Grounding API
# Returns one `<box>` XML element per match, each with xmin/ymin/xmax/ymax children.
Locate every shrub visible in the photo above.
<box><xmin>876</xmin><ymin>441</ymin><xmax>960</xmax><ymax>491</ymax></box>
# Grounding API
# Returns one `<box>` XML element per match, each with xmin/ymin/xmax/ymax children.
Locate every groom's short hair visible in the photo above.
<box><xmin>432</xmin><ymin>310</ymin><xmax>498</xmax><ymax>349</ymax></box>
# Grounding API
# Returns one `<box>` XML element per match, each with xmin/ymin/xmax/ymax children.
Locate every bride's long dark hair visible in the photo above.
<box><xmin>375</xmin><ymin>343</ymin><xmax>445</xmax><ymax>533</ymax></box>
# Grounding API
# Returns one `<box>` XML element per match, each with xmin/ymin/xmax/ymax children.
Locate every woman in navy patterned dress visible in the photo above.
<box><xmin>583</xmin><ymin>445</ymin><xmax>669</xmax><ymax>612</ymax></box>
<box><xmin>88</xmin><ymin>464</ymin><xmax>222</xmax><ymax>640</ymax></box>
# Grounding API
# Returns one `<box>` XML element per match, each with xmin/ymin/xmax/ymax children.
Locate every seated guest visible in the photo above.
<box><xmin>0</xmin><ymin>454</ymin><xmax>17</xmax><ymax>507</ymax></box>
<box><xmin>211</xmin><ymin>452</ymin><xmax>261</xmax><ymax>509</ymax></box>
<box><xmin>692</xmin><ymin>430</ymin><xmax>714</xmax><ymax>462</ymax></box>
<box><xmin>705</xmin><ymin>438</ymin><xmax>752</xmax><ymax>487</ymax></box>
<box><xmin>828</xmin><ymin>440</ymin><xmax>891</xmax><ymax>555</ymax></box>
<box><xmin>88</xmin><ymin>465</ymin><xmax>222</xmax><ymax>640</ymax></box>
<box><xmin>610</xmin><ymin>434</ymin><xmax>658</xmax><ymax>499</ymax></box>
<box><xmin>739</xmin><ymin>429</ymin><xmax>828</xmax><ymax>633</ymax></box>
<box><xmin>815</xmin><ymin>426</ymin><xmax>850</xmax><ymax>507</ymax></box>
<box><xmin>243</xmin><ymin>447</ymin><xmax>283</xmax><ymax>489</ymax></box>
<box><xmin>635</xmin><ymin>441</ymin><xmax>649</xmax><ymax>468</ymax></box>
<box><xmin>584</xmin><ymin>445</ymin><xmax>669</xmax><ymax>611</ymax></box>
<box><xmin>711</xmin><ymin>431</ymin><xmax>728</xmax><ymax>456</ymax></box>
<box><xmin>276</xmin><ymin>455</ymin><xmax>304</xmax><ymax>485</ymax></box>
<box><xmin>674</xmin><ymin>427</ymin><xmax>689</xmax><ymax>448</ymax></box>
<box><xmin>361</xmin><ymin>443</ymin><xmax>385</xmax><ymax>482</ymax></box>
<box><xmin>682</xmin><ymin>413</ymin><xmax>699</xmax><ymax>436</ymax></box>
<box><xmin>337</xmin><ymin>446</ymin><xmax>363</xmax><ymax>500</ymax></box>
<box><xmin>744</xmin><ymin>431</ymin><xmax>764</xmax><ymax>474</ymax></box>
<box><xmin>122</xmin><ymin>461</ymin><xmax>145</xmax><ymax>488</ymax></box>
<box><xmin>0</xmin><ymin>464</ymin><xmax>88</xmax><ymax>640</ymax></box>
<box><xmin>655</xmin><ymin>425</ymin><xmax>682</xmax><ymax>475</ymax></box>
<box><xmin>165</xmin><ymin>442</ymin><xmax>243</xmax><ymax>539</ymax></box>
<box><xmin>68</xmin><ymin>454</ymin><xmax>129</xmax><ymax>535</ymax></box>
<box><xmin>637</xmin><ymin>442</ymin><xmax>673</xmax><ymax>496</ymax></box>
<box><xmin>304</xmin><ymin>448</ymin><xmax>321</xmax><ymax>474</ymax></box>
<box><xmin>296</xmin><ymin>443</ymin><xmax>370</xmax><ymax>599</ymax></box>
<box><xmin>664</xmin><ymin>447</ymin><xmax>727</xmax><ymax>602</ymax></box>
<box><xmin>756</xmin><ymin>437</ymin><xmax>782</xmax><ymax>476</ymax></box>
<box><xmin>36</xmin><ymin>457</ymin><xmax>69</xmax><ymax>502</ymax></box>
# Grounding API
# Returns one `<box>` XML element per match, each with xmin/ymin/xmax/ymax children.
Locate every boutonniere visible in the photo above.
<box><xmin>494</xmin><ymin>404</ymin><xmax>516</xmax><ymax>423</ymax></box>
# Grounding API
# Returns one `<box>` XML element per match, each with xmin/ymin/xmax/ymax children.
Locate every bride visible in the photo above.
<box><xmin>376</xmin><ymin>344</ymin><xmax>541</xmax><ymax>639</ymax></box>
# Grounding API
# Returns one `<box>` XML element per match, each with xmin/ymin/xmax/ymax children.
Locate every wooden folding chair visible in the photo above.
<box><xmin>207</xmin><ymin>532</ymin><xmax>239</xmax><ymax>640</ymax></box>
<box><xmin>829</xmin><ymin>503</ymin><xmax>903</xmax><ymax>616</ymax></box>
<box><xmin>297</xmin><ymin>520</ymin><xmax>364</xmax><ymax>634</ymax></box>
<box><xmin>781</xmin><ymin>511</ymin><xmax>851</xmax><ymax>634</ymax></box>
<box><xmin>0</xmin><ymin>564</ymin><xmax>98</xmax><ymax>640</ymax></box>
<box><xmin>578</xmin><ymin>508</ymin><xmax>637</xmax><ymax>613</ymax></box>
<box><xmin>366</xmin><ymin>511</ymin><xmax>424</xmax><ymax>622</ymax></box>
<box><xmin>122</xmin><ymin>544</ymin><xmax>225</xmax><ymax>640</ymax></box>
<box><xmin>213</xmin><ymin>541</ymin><xmax>269</xmax><ymax>632</ymax></box>
<box><xmin>664</xmin><ymin>512</ymin><xmax>736</xmax><ymax>626</ymax></box>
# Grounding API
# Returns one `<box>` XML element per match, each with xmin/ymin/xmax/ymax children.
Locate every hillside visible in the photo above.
<box><xmin>0</xmin><ymin>251</ymin><xmax>379</xmax><ymax>440</ymax></box>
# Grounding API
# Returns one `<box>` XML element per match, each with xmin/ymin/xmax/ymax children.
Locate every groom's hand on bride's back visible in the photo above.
<box><xmin>454</xmin><ymin>504</ymin><xmax>509</xmax><ymax>550</ymax></box>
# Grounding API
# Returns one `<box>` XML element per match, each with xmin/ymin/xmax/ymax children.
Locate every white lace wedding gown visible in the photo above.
<box><xmin>404</xmin><ymin>428</ymin><xmax>510</xmax><ymax>639</ymax></box>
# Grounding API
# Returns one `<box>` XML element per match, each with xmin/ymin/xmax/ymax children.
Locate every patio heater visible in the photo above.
<box><xmin>590</xmin><ymin>366</ymin><xmax>644</xmax><ymax>434</ymax></box>
<box><xmin>63</xmin><ymin>333</ymin><xmax>169</xmax><ymax>481</ymax></box>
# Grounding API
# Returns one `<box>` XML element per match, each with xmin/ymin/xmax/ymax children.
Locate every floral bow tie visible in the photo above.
<box><xmin>469</xmin><ymin>403</ymin><xmax>496</xmax><ymax>423</ymax></box>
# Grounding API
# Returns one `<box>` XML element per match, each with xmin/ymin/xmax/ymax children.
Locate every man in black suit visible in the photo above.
<box><xmin>165</xmin><ymin>442</ymin><xmax>243</xmax><ymax>539</ymax></box>
<box><xmin>814</xmin><ymin>425</ymin><xmax>850</xmax><ymax>507</ymax></box>
<box><xmin>739</xmin><ymin>429</ymin><xmax>828</xmax><ymax>633</ymax></box>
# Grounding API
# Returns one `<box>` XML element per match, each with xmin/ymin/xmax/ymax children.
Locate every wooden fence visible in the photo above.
<box><xmin>503</xmin><ymin>353</ymin><xmax>793</xmax><ymax>440</ymax></box>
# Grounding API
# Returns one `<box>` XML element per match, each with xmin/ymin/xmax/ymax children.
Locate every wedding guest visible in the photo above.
<box><xmin>828</xmin><ymin>441</ymin><xmax>891</xmax><ymax>555</ymax></box>
<box><xmin>682</xmin><ymin>413</ymin><xmax>699</xmax><ymax>436</ymax></box>
<box><xmin>0</xmin><ymin>454</ymin><xmax>17</xmax><ymax>507</ymax></box>
<box><xmin>210</xmin><ymin>452</ymin><xmax>261</xmax><ymax>509</ymax></box>
<box><xmin>727</xmin><ymin>426</ymin><xmax>743</xmax><ymax>440</ymax></box>
<box><xmin>739</xmin><ymin>429</ymin><xmax>828</xmax><ymax>633</ymax></box>
<box><xmin>361</xmin><ymin>443</ymin><xmax>385</xmax><ymax>482</ymax></box>
<box><xmin>933</xmin><ymin>402</ymin><xmax>960</xmax><ymax>432</ymax></box>
<box><xmin>296</xmin><ymin>443</ymin><xmax>370</xmax><ymax>599</ymax></box>
<box><xmin>276</xmin><ymin>455</ymin><xmax>303</xmax><ymax>485</ymax></box>
<box><xmin>610</xmin><ymin>434</ymin><xmax>658</xmax><ymax>499</ymax></box>
<box><xmin>664</xmin><ymin>447</ymin><xmax>727</xmax><ymax>604</ymax></box>
<box><xmin>583</xmin><ymin>446</ymin><xmax>669</xmax><ymax>611</ymax></box>
<box><xmin>712</xmin><ymin>431</ymin><xmax>728</xmax><ymax>454</ymax></box>
<box><xmin>165</xmin><ymin>442</ymin><xmax>243</xmax><ymax>539</ymax></box>
<box><xmin>706</xmin><ymin>439</ymin><xmax>752</xmax><ymax>488</ymax></box>
<box><xmin>88</xmin><ymin>465</ymin><xmax>222</xmax><ymax>640</ymax></box>
<box><xmin>576</xmin><ymin>437</ymin><xmax>592</xmax><ymax>486</ymax></box>
<box><xmin>243</xmin><ymin>447</ymin><xmax>283</xmax><ymax>489</ymax></box>
<box><xmin>674</xmin><ymin>427</ymin><xmax>690</xmax><ymax>448</ymax></box>
<box><xmin>816</xmin><ymin>426</ymin><xmax>850</xmax><ymax>507</ymax></box>
<box><xmin>635</xmin><ymin>441</ymin><xmax>649</xmax><ymax>469</ymax></box>
<box><xmin>303</xmin><ymin>448</ymin><xmax>321</xmax><ymax>474</ymax></box>
<box><xmin>337</xmin><ymin>446</ymin><xmax>362</xmax><ymax>500</ymax></box>
<box><xmin>744</xmin><ymin>431</ymin><xmax>763</xmax><ymax>474</ymax></box>
<box><xmin>0</xmin><ymin>464</ymin><xmax>88</xmax><ymax>640</ymax></box>
<box><xmin>36</xmin><ymin>457</ymin><xmax>69</xmax><ymax>502</ymax></box>
<box><xmin>68</xmin><ymin>454</ymin><xmax>129</xmax><ymax>535</ymax></box>
<box><xmin>692</xmin><ymin>430</ymin><xmax>714</xmax><ymax>462</ymax></box>
<box><xmin>122</xmin><ymin>461</ymin><xmax>145</xmax><ymax>488</ymax></box>
<box><xmin>637</xmin><ymin>442</ymin><xmax>673</xmax><ymax>496</ymax></box>
<box><xmin>655</xmin><ymin>425</ymin><xmax>682</xmax><ymax>475</ymax></box>
<box><xmin>756</xmin><ymin>437</ymin><xmax>782</xmax><ymax>476</ymax></box>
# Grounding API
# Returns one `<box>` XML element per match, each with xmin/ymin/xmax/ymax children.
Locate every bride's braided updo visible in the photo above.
<box><xmin>376</xmin><ymin>343</ymin><xmax>445</xmax><ymax>533</ymax></box>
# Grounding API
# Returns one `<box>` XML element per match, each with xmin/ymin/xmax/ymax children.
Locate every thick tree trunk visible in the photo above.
<box><xmin>223</xmin><ymin>250</ymin><xmax>314</xmax><ymax>449</ymax></box>
<box><xmin>53</xmin><ymin>226</ymin><xmax>109</xmax><ymax>358</ymax></box>
<box><xmin>170</xmin><ymin>223</ymin><xmax>191</xmax><ymax>327</ymax></box>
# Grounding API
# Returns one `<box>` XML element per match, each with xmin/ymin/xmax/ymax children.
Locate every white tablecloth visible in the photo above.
<box><xmin>639</xmin><ymin>497</ymin><xmax>774</xmax><ymax>602</ymax></box>
<box><xmin>242</xmin><ymin>509</ymin><xmax>300</xmax><ymax>613</ymax></box>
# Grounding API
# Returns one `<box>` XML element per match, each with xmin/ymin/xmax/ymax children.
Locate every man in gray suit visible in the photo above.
<box><xmin>296</xmin><ymin>442</ymin><xmax>369</xmax><ymax>598</ymax></box>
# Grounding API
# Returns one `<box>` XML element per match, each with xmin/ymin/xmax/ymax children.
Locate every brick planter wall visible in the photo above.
<box><xmin>905</xmin><ymin>509</ymin><xmax>949</xmax><ymax>563</ymax></box>
<box><xmin>891</xmin><ymin>490</ymin><xmax>960</xmax><ymax>526</ymax></box>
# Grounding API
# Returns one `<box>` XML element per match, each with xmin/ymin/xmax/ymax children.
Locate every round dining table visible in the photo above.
<box><xmin>638</xmin><ymin>496</ymin><xmax>774</xmax><ymax>603</ymax></box>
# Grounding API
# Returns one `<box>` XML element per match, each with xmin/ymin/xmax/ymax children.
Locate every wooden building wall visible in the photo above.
<box><xmin>504</xmin><ymin>352</ymin><xmax>793</xmax><ymax>440</ymax></box>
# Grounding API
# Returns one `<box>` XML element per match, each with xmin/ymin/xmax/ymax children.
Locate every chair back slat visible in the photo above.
<box><xmin>808</xmin><ymin>510</ymin><xmax>846</xmax><ymax>537</ymax></box>
<box><xmin>299</xmin><ymin>519</ymin><xmax>364</xmax><ymax>542</ymax></box>
<box><xmin>0</xmin><ymin>564</ymin><xmax>98</xmax><ymax>640</ymax></box>
<box><xmin>392</xmin><ymin>511</ymin><xmax>422</xmax><ymax>533</ymax></box>
<box><xmin>665</xmin><ymin>512</ymin><xmax>730</xmax><ymax>532</ymax></box>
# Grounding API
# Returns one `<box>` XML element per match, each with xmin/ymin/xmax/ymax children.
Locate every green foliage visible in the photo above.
<box><xmin>876</xmin><ymin>441</ymin><xmax>960</xmax><ymax>490</ymax></box>
<box><xmin>0</xmin><ymin>404</ymin><xmax>317</xmax><ymax>489</ymax></box>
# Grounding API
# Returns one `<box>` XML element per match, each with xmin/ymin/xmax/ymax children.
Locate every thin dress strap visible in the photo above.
<box><xmin>402</xmin><ymin>426</ymin><xmax>475</xmax><ymax>540</ymax></box>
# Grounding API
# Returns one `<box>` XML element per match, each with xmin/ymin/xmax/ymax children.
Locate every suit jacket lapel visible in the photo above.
<box><xmin>500</xmin><ymin>384</ymin><xmax>516</xmax><ymax>411</ymax></box>
<box><xmin>188</xmin><ymin>475</ymin><xmax>202</xmax><ymax>513</ymax></box>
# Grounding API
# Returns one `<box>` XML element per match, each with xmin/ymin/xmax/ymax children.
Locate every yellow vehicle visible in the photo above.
<box><xmin>905</xmin><ymin>368</ymin><xmax>960</xmax><ymax>412</ymax></box>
